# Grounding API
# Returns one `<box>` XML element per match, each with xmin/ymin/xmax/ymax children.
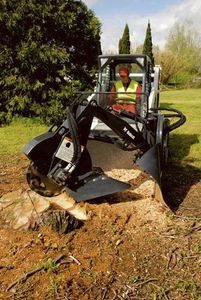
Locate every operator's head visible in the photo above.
<box><xmin>118</xmin><ymin>67</ymin><xmax>130</xmax><ymax>83</ymax></box>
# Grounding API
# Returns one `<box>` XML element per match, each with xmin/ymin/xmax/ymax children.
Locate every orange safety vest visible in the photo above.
<box><xmin>114</xmin><ymin>80</ymin><xmax>139</xmax><ymax>104</ymax></box>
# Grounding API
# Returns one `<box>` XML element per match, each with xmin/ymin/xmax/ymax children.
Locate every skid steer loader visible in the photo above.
<box><xmin>23</xmin><ymin>54</ymin><xmax>186</xmax><ymax>204</ymax></box>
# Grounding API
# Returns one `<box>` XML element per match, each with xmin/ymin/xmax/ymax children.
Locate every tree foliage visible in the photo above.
<box><xmin>155</xmin><ymin>51</ymin><xmax>180</xmax><ymax>84</ymax></box>
<box><xmin>118</xmin><ymin>24</ymin><xmax>130</xmax><ymax>54</ymax></box>
<box><xmin>142</xmin><ymin>21</ymin><xmax>154</xmax><ymax>65</ymax></box>
<box><xmin>166</xmin><ymin>20</ymin><xmax>201</xmax><ymax>74</ymax></box>
<box><xmin>0</xmin><ymin>0</ymin><xmax>102</xmax><ymax>125</ymax></box>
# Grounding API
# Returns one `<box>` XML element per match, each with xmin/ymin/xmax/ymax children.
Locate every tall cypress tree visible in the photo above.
<box><xmin>143</xmin><ymin>21</ymin><xmax>155</xmax><ymax>65</ymax></box>
<box><xmin>118</xmin><ymin>24</ymin><xmax>130</xmax><ymax>54</ymax></box>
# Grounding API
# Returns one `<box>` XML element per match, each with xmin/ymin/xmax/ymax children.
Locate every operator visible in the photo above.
<box><xmin>109</xmin><ymin>66</ymin><xmax>142</xmax><ymax>113</ymax></box>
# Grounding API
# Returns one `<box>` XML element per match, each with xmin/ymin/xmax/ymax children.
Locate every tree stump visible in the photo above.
<box><xmin>0</xmin><ymin>190</ymin><xmax>88</xmax><ymax>232</ymax></box>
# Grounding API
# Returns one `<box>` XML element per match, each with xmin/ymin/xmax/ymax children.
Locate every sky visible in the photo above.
<box><xmin>82</xmin><ymin>0</ymin><xmax>201</xmax><ymax>53</ymax></box>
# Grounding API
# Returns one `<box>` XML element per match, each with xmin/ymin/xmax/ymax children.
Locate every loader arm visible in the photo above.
<box><xmin>76</xmin><ymin>100</ymin><xmax>149</xmax><ymax>150</ymax></box>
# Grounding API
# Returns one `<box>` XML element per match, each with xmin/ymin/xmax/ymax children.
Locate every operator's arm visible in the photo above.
<box><xmin>108</xmin><ymin>84</ymin><xmax>116</xmax><ymax>102</ymax></box>
<box><xmin>136</xmin><ymin>83</ymin><xmax>142</xmax><ymax>93</ymax></box>
<box><xmin>136</xmin><ymin>83</ymin><xmax>142</xmax><ymax>100</ymax></box>
<box><xmin>135</xmin><ymin>83</ymin><xmax>142</xmax><ymax>114</ymax></box>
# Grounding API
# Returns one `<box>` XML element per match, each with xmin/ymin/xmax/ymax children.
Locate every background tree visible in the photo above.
<box><xmin>118</xmin><ymin>24</ymin><xmax>130</xmax><ymax>54</ymax></box>
<box><xmin>142</xmin><ymin>21</ymin><xmax>155</xmax><ymax>65</ymax></box>
<box><xmin>135</xmin><ymin>45</ymin><xmax>143</xmax><ymax>54</ymax></box>
<box><xmin>0</xmin><ymin>0</ymin><xmax>102</xmax><ymax>125</ymax></box>
<box><xmin>166</xmin><ymin>20</ymin><xmax>201</xmax><ymax>73</ymax></box>
<box><xmin>155</xmin><ymin>51</ymin><xmax>180</xmax><ymax>84</ymax></box>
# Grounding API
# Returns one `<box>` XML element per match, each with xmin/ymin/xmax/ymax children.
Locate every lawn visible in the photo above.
<box><xmin>160</xmin><ymin>88</ymin><xmax>201</xmax><ymax>170</ymax></box>
<box><xmin>0</xmin><ymin>117</ymin><xmax>48</xmax><ymax>158</ymax></box>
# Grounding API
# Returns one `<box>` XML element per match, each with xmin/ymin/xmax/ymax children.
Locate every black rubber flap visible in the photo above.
<box><xmin>65</xmin><ymin>173</ymin><xmax>130</xmax><ymax>202</ymax></box>
<box><xmin>136</xmin><ymin>144</ymin><xmax>161</xmax><ymax>185</ymax></box>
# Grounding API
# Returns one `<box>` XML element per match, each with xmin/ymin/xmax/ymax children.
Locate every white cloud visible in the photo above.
<box><xmin>96</xmin><ymin>0</ymin><xmax>201</xmax><ymax>53</ymax></box>
<box><xmin>151</xmin><ymin>0</ymin><xmax>201</xmax><ymax>46</ymax></box>
<box><xmin>82</xmin><ymin>0</ymin><xmax>201</xmax><ymax>52</ymax></box>
<box><xmin>82</xmin><ymin>0</ymin><xmax>99</xmax><ymax>8</ymax></box>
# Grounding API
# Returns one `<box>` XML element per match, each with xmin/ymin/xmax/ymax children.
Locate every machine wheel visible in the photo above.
<box><xmin>161</xmin><ymin>119</ymin><xmax>170</xmax><ymax>168</ymax></box>
<box><xmin>162</xmin><ymin>132</ymin><xmax>169</xmax><ymax>166</ymax></box>
<box><xmin>156</xmin><ymin>115</ymin><xmax>170</xmax><ymax>171</ymax></box>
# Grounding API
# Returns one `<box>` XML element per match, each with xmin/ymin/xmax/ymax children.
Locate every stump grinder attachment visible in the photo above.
<box><xmin>23</xmin><ymin>54</ymin><xmax>186</xmax><ymax>205</ymax></box>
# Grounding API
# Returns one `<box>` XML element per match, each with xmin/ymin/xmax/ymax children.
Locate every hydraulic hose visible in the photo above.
<box><xmin>65</xmin><ymin>109</ymin><xmax>82</xmax><ymax>172</ymax></box>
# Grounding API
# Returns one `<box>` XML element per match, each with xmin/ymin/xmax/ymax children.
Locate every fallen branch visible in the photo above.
<box><xmin>167</xmin><ymin>248</ymin><xmax>178</xmax><ymax>269</ymax></box>
<box><xmin>6</xmin><ymin>266</ymin><xmax>42</xmax><ymax>291</ymax></box>
<box><xmin>190</xmin><ymin>224</ymin><xmax>201</xmax><ymax>232</ymax></box>
<box><xmin>6</xmin><ymin>254</ymin><xmax>65</xmax><ymax>291</ymax></box>
<box><xmin>136</xmin><ymin>277</ymin><xmax>158</xmax><ymax>287</ymax></box>
<box><xmin>0</xmin><ymin>265</ymin><xmax>14</xmax><ymax>270</ymax></box>
<box><xmin>68</xmin><ymin>254</ymin><xmax>81</xmax><ymax>265</ymax></box>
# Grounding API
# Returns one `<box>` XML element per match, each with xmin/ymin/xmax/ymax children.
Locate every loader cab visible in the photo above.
<box><xmin>95</xmin><ymin>54</ymin><xmax>155</xmax><ymax>117</ymax></box>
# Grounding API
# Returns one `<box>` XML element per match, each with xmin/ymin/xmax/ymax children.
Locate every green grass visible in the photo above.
<box><xmin>0</xmin><ymin>117</ymin><xmax>48</xmax><ymax>158</ymax></box>
<box><xmin>160</xmin><ymin>88</ymin><xmax>201</xmax><ymax>170</ymax></box>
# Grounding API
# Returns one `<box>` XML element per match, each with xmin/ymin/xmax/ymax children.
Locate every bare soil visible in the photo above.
<box><xmin>0</xmin><ymin>154</ymin><xmax>201</xmax><ymax>300</ymax></box>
